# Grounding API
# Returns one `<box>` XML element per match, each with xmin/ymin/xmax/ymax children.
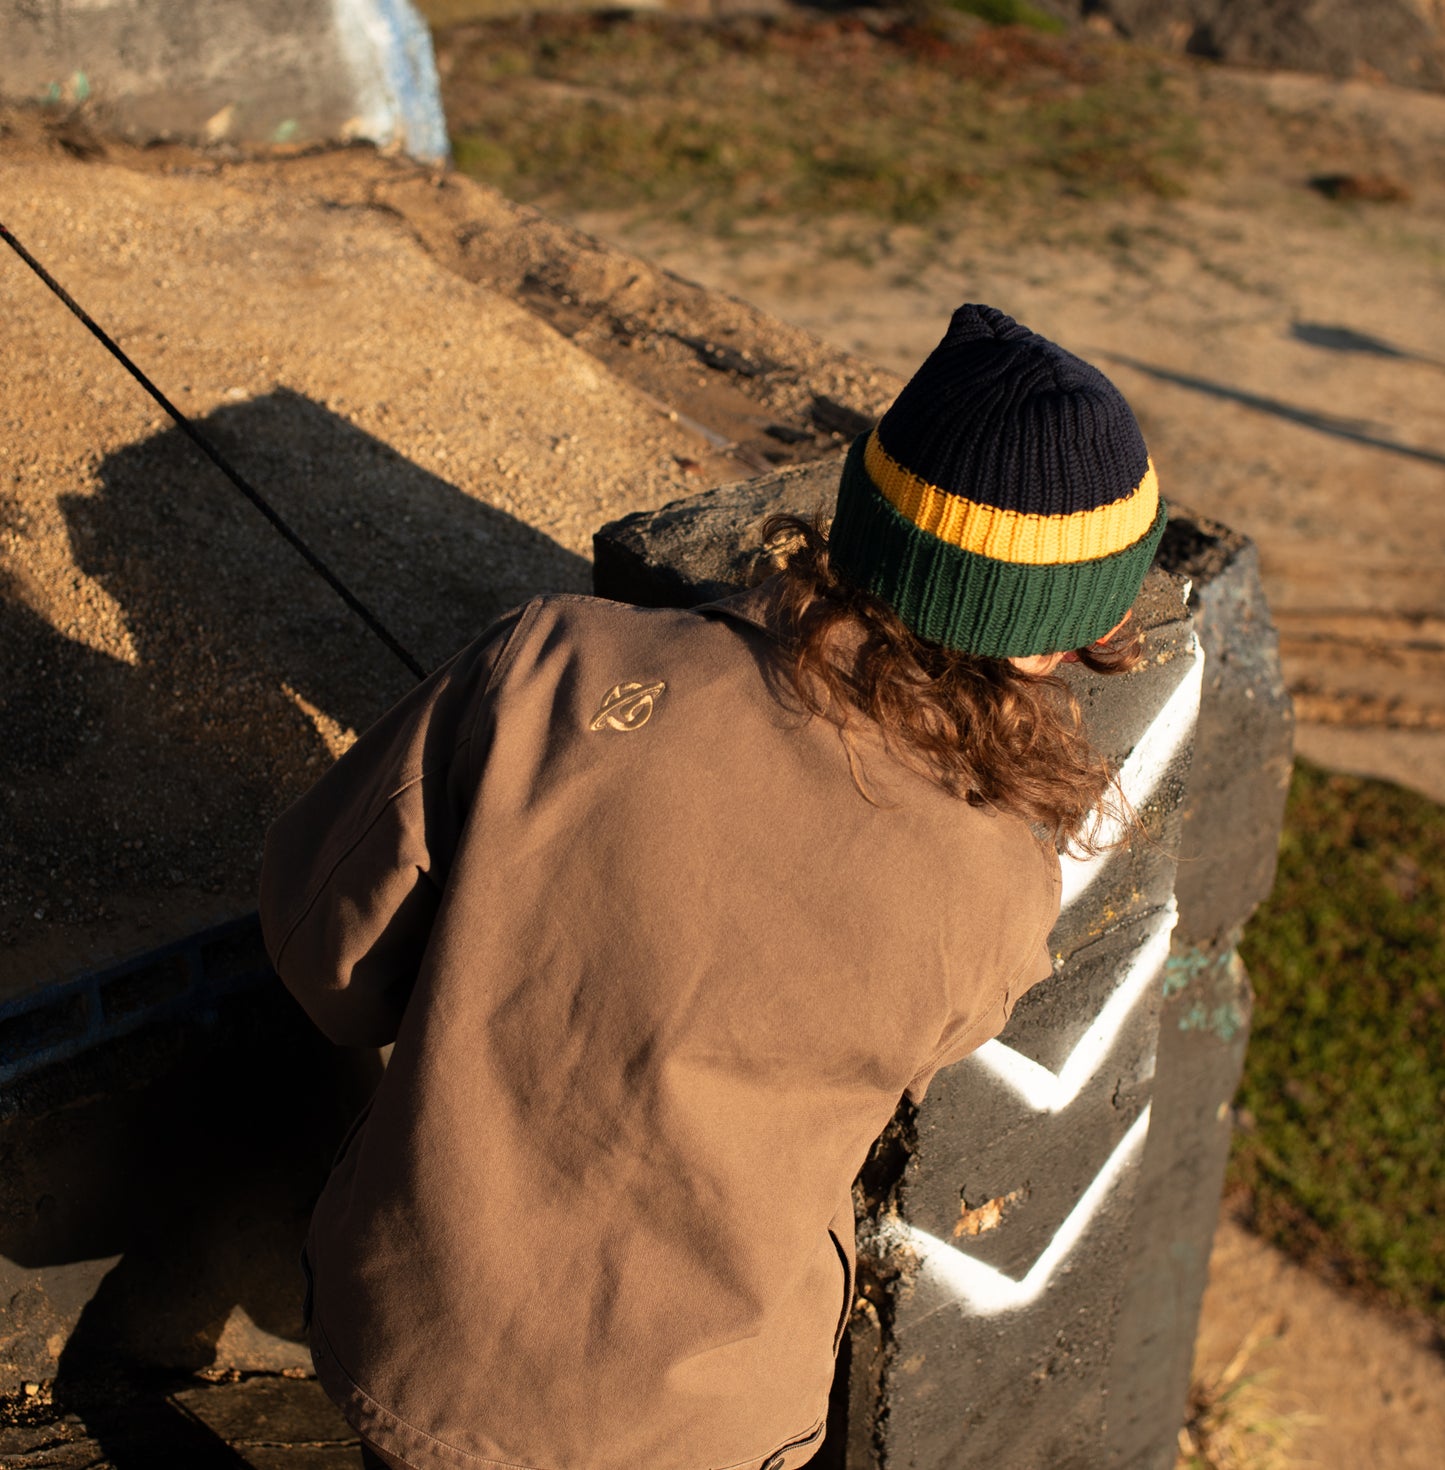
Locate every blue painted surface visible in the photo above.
<box><xmin>342</xmin><ymin>0</ymin><xmax>450</xmax><ymax>162</ymax></box>
<box><xmin>1162</xmin><ymin>947</ymin><xmax>1247</xmax><ymax>1041</ymax></box>
<box><xmin>1176</xmin><ymin>997</ymin><xmax>1245</xmax><ymax>1042</ymax></box>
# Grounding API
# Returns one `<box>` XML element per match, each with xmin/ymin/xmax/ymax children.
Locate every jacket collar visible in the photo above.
<box><xmin>694</xmin><ymin>575</ymin><xmax>787</xmax><ymax>642</ymax></box>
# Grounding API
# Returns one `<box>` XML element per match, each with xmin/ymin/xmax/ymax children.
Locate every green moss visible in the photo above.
<box><xmin>450</xmin><ymin>133</ymin><xmax>514</xmax><ymax>182</ymax></box>
<box><xmin>943</xmin><ymin>0</ymin><xmax>1068</xmax><ymax>35</ymax></box>
<box><xmin>438</xmin><ymin>14</ymin><xmax>1201</xmax><ymax>231</ymax></box>
<box><xmin>1234</xmin><ymin>761</ymin><xmax>1445</xmax><ymax>1324</ymax></box>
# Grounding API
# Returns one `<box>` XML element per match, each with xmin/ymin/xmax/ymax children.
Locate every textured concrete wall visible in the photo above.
<box><xmin>0</xmin><ymin>915</ymin><xmax>272</xmax><ymax>1089</ymax></box>
<box><xmin>1104</xmin><ymin>512</ymin><xmax>1292</xmax><ymax>1469</ymax></box>
<box><xmin>593</xmin><ymin>464</ymin><xmax>1291</xmax><ymax>1469</ymax></box>
<box><xmin>0</xmin><ymin>0</ymin><xmax>447</xmax><ymax>159</ymax></box>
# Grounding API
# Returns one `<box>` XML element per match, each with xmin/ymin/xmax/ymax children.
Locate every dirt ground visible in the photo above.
<box><xmin>1192</xmin><ymin>1211</ymin><xmax>1445</xmax><ymax>1469</ymax></box>
<box><xmin>3</xmin><ymin>47</ymin><xmax>1444</xmax><ymax>1467</ymax></box>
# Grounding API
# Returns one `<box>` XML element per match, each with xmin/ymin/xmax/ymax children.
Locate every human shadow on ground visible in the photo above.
<box><xmin>1288</xmin><ymin>320</ymin><xmax>1438</xmax><ymax>364</ymax></box>
<box><xmin>1</xmin><ymin>390</ymin><xmax>591</xmax><ymax>1463</ymax></box>
<box><xmin>1100</xmin><ymin>352</ymin><xmax>1445</xmax><ymax>469</ymax></box>
<box><xmin>66</xmin><ymin>387</ymin><xmax>593</xmax><ymax>724</ymax></box>
<box><xmin>3</xmin><ymin>388</ymin><xmax>590</xmax><ymax>961</ymax></box>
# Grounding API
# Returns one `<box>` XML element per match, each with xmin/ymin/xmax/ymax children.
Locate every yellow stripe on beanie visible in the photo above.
<box><xmin>864</xmin><ymin>431</ymin><xmax>1159</xmax><ymax>567</ymax></box>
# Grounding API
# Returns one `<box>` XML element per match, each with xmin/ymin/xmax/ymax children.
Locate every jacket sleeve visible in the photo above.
<box><xmin>260</xmin><ymin>604</ymin><xmax>533</xmax><ymax>1046</ymax></box>
<box><xmin>902</xmin><ymin>841</ymin><xmax>1062</xmax><ymax>1106</ymax></box>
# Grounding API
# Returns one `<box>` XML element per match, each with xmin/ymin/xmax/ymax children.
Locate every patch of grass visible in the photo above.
<box><xmin>1176</xmin><ymin>1320</ymin><xmax>1301</xmax><ymax>1470</ymax></box>
<box><xmin>438</xmin><ymin>13</ymin><xmax>1202</xmax><ymax>233</ymax></box>
<box><xmin>942</xmin><ymin>0</ymin><xmax>1067</xmax><ymax>35</ymax></box>
<box><xmin>1233</xmin><ymin>760</ymin><xmax>1445</xmax><ymax>1325</ymax></box>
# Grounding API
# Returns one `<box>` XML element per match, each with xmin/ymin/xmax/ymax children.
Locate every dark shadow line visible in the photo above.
<box><xmin>1101</xmin><ymin>354</ymin><xmax>1445</xmax><ymax>469</ymax></box>
<box><xmin>1289</xmin><ymin>321</ymin><xmax>1416</xmax><ymax>362</ymax></box>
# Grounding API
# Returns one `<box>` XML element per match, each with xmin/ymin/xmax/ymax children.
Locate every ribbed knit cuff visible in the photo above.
<box><xmin>831</xmin><ymin>435</ymin><xmax>1167</xmax><ymax>658</ymax></box>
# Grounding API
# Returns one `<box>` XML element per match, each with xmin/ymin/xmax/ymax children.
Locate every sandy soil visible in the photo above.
<box><xmin>0</xmin><ymin>107</ymin><xmax>890</xmax><ymax>991</ymax></box>
<box><xmin>1192</xmin><ymin>1212</ymin><xmax>1445</xmax><ymax>1469</ymax></box>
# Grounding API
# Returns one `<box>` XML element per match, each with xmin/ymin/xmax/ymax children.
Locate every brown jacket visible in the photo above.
<box><xmin>260</xmin><ymin>583</ymin><xmax>1060</xmax><ymax>1470</ymax></box>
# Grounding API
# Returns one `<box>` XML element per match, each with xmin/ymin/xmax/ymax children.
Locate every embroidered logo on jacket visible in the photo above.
<box><xmin>589</xmin><ymin>681</ymin><xmax>666</xmax><ymax>732</ymax></box>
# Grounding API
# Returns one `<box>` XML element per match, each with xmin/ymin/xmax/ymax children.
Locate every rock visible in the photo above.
<box><xmin>1055</xmin><ymin>0</ymin><xmax>1445</xmax><ymax>92</ymax></box>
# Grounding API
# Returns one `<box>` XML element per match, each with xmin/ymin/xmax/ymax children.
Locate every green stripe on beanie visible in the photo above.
<box><xmin>831</xmin><ymin>434</ymin><xmax>1167</xmax><ymax>658</ymax></box>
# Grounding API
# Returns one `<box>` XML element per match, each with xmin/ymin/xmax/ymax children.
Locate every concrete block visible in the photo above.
<box><xmin>0</xmin><ymin>991</ymin><xmax>92</xmax><ymax>1073</ymax></box>
<box><xmin>859</xmin><ymin>609</ymin><xmax>1199</xmax><ymax>1469</ymax></box>
<box><xmin>0</xmin><ymin>983</ymin><xmax>378</xmax><ymax>1395</ymax></box>
<box><xmin>0</xmin><ymin>913</ymin><xmax>271</xmax><ymax>1090</ymax></box>
<box><xmin>1105</xmin><ymin>951</ymin><xmax>1252</xmax><ymax>1470</ymax></box>
<box><xmin>0</xmin><ymin>1374</ymin><xmax>356</xmax><ymax>1467</ymax></box>
<box><xmin>1050</xmin><ymin>575</ymin><xmax>1201</xmax><ymax>956</ymax></box>
<box><xmin>592</xmin><ymin>457</ymin><xmax>843</xmax><ymax>607</ymax></box>
<box><xmin>1156</xmin><ymin>511</ymin><xmax>1294</xmax><ymax>954</ymax></box>
<box><xmin>98</xmin><ymin>952</ymin><xmax>190</xmax><ymax>1022</ymax></box>
<box><xmin>874</xmin><ymin>1172</ymin><xmax>1140</xmax><ymax>1468</ymax></box>
<box><xmin>0</xmin><ymin>0</ymin><xmax>447</xmax><ymax>160</ymax></box>
<box><xmin>905</xmin><ymin>911</ymin><xmax>1171</xmax><ymax>1277</ymax></box>
<box><xmin>170</xmin><ymin>1374</ymin><xmax>353</xmax><ymax>1447</ymax></box>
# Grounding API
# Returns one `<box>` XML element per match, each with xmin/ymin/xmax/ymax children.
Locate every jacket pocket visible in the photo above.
<box><xmin>827</xmin><ymin>1225</ymin><xmax>854</xmax><ymax>1355</ymax></box>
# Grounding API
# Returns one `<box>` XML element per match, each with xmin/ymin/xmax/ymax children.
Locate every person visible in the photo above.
<box><xmin>259</xmin><ymin>303</ymin><xmax>1167</xmax><ymax>1470</ymax></box>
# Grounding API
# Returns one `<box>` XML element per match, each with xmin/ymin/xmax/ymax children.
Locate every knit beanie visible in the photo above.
<box><xmin>829</xmin><ymin>304</ymin><xmax>1166</xmax><ymax>658</ymax></box>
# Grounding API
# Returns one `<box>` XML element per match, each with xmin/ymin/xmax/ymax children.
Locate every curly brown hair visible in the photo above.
<box><xmin>762</xmin><ymin>515</ymin><xmax>1145</xmax><ymax>851</ymax></box>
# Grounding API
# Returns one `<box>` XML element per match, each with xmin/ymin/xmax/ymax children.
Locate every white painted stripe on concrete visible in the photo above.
<box><xmin>969</xmin><ymin>905</ymin><xmax>1174</xmax><ymax>1112</ymax></box>
<box><xmin>333</xmin><ymin>0</ymin><xmax>449</xmax><ymax>161</ymax></box>
<box><xmin>1060</xmin><ymin>635</ymin><xmax>1204</xmax><ymax>913</ymax></box>
<box><xmin>896</xmin><ymin>1104</ymin><xmax>1152</xmax><ymax>1319</ymax></box>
